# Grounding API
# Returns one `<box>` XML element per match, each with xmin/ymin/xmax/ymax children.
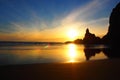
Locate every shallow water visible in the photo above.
<box><xmin>0</xmin><ymin>43</ymin><xmax>108</xmax><ymax>65</ymax></box>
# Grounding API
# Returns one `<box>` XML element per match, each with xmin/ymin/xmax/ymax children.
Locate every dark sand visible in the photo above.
<box><xmin>0</xmin><ymin>59</ymin><xmax>120</xmax><ymax>80</ymax></box>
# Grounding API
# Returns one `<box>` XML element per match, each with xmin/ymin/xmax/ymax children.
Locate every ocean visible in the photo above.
<box><xmin>0</xmin><ymin>42</ymin><xmax>108</xmax><ymax>65</ymax></box>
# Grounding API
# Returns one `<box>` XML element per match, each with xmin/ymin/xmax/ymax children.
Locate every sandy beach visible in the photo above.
<box><xmin>0</xmin><ymin>59</ymin><xmax>120</xmax><ymax>80</ymax></box>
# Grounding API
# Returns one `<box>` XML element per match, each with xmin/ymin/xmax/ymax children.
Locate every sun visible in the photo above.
<box><xmin>67</xmin><ymin>29</ymin><xmax>78</xmax><ymax>40</ymax></box>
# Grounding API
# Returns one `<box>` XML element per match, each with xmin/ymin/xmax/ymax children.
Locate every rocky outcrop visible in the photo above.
<box><xmin>73</xmin><ymin>2</ymin><xmax>120</xmax><ymax>45</ymax></box>
<box><xmin>102</xmin><ymin>2</ymin><xmax>120</xmax><ymax>46</ymax></box>
<box><xmin>74</xmin><ymin>39</ymin><xmax>83</xmax><ymax>44</ymax></box>
<box><xmin>83</xmin><ymin>28</ymin><xmax>101</xmax><ymax>44</ymax></box>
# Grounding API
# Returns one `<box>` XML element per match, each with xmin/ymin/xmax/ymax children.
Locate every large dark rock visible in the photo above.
<box><xmin>83</xmin><ymin>28</ymin><xmax>101</xmax><ymax>44</ymax></box>
<box><xmin>102</xmin><ymin>2</ymin><xmax>120</xmax><ymax>47</ymax></box>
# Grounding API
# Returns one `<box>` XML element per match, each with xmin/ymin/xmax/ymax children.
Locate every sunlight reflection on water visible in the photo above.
<box><xmin>67</xmin><ymin>44</ymin><xmax>85</xmax><ymax>63</ymax></box>
<box><xmin>0</xmin><ymin>44</ymin><xmax>108</xmax><ymax>65</ymax></box>
<box><xmin>67</xmin><ymin>44</ymin><xmax>78</xmax><ymax>62</ymax></box>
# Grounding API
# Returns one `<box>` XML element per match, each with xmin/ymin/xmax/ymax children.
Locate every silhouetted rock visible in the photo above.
<box><xmin>74</xmin><ymin>39</ymin><xmax>83</xmax><ymax>44</ymax></box>
<box><xmin>102</xmin><ymin>2</ymin><xmax>120</xmax><ymax>47</ymax></box>
<box><xmin>73</xmin><ymin>28</ymin><xmax>101</xmax><ymax>44</ymax></box>
<box><xmin>83</xmin><ymin>28</ymin><xmax>101</xmax><ymax>44</ymax></box>
<box><xmin>71</xmin><ymin>2</ymin><xmax>120</xmax><ymax>46</ymax></box>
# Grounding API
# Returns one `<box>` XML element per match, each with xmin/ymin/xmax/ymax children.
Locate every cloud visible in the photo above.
<box><xmin>61</xmin><ymin>0</ymin><xmax>109</xmax><ymax>23</ymax></box>
<box><xmin>57</xmin><ymin>0</ymin><xmax>110</xmax><ymax>37</ymax></box>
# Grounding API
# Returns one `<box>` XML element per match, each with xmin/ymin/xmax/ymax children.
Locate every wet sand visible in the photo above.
<box><xmin>0</xmin><ymin>59</ymin><xmax>120</xmax><ymax>80</ymax></box>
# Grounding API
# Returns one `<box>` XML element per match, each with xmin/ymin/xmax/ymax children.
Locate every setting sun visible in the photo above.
<box><xmin>67</xmin><ymin>29</ymin><xmax>79</xmax><ymax>40</ymax></box>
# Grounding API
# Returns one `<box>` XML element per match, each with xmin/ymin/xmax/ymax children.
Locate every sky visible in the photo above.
<box><xmin>0</xmin><ymin>0</ymin><xmax>119</xmax><ymax>42</ymax></box>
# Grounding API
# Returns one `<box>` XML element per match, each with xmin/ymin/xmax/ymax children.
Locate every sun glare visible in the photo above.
<box><xmin>67</xmin><ymin>29</ymin><xmax>78</xmax><ymax>40</ymax></box>
<box><xmin>68</xmin><ymin>44</ymin><xmax>77</xmax><ymax>62</ymax></box>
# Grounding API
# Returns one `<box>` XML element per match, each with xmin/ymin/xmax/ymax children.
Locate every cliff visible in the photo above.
<box><xmin>102</xmin><ymin>2</ymin><xmax>120</xmax><ymax>47</ymax></box>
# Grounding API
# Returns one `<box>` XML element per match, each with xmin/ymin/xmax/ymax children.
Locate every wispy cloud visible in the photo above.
<box><xmin>61</xmin><ymin>0</ymin><xmax>109</xmax><ymax>23</ymax></box>
<box><xmin>57</xmin><ymin>0</ymin><xmax>110</xmax><ymax>37</ymax></box>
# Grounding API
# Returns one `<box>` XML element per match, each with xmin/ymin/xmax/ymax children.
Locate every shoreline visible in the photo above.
<box><xmin>0</xmin><ymin>58</ymin><xmax>120</xmax><ymax>80</ymax></box>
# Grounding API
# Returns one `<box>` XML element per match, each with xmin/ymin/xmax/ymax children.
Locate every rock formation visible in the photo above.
<box><xmin>73</xmin><ymin>2</ymin><xmax>120</xmax><ymax>46</ymax></box>
<box><xmin>74</xmin><ymin>39</ymin><xmax>83</xmax><ymax>44</ymax></box>
<box><xmin>83</xmin><ymin>28</ymin><xmax>101</xmax><ymax>44</ymax></box>
<box><xmin>102</xmin><ymin>2</ymin><xmax>120</xmax><ymax>47</ymax></box>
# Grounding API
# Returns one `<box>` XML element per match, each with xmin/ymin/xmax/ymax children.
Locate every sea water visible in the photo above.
<box><xmin>0</xmin><ymin>43</ymin><xmax>108</xmax><ymax>65</ymax></box>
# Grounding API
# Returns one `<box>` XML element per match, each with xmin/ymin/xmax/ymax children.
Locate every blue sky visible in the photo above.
<box><xmin>0</xmin><ymin>0</ymin><xmax>89</xmax><ymax>23</ymax></box>
<box><xmin>0</xmin><ymin>0</ymin><xmax>120</xmax><ymax>42</ymax></box>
